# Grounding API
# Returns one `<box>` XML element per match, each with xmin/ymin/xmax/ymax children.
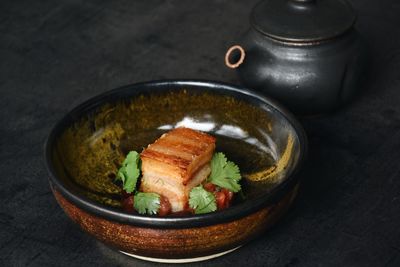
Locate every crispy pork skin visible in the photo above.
<box><xmin>140</xmin><ymin>127</ymin><xmax>216</xmax><ymax>212</ymax></box>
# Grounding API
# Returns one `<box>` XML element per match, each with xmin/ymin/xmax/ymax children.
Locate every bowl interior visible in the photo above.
<box><xmin>47</xmin><ymin>81</ymin><xmax>304</xmax><ymax>226</ymax></box>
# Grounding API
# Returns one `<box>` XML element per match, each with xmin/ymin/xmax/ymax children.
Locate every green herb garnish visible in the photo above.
<box><xmin>115</xmin><ymin>151</ymin><xmax>141</xmax><ymax>193</ymax></box>
<box><xmin>134</xmin><ymin>192</ymin><xmax>160</xmax><ymax>215</ymax></box>
<box><xmin>189</xmin><ymin>185</ymin><xmax>217</xmax><ymax>214</ymax></box>
<box><xmin>116</xmin><ymin>151</ymin><xmax>162</xmax><ymax>215</ymax></box>
<box><xmin>207</xmin><ymin>152</ymin><xmax>242</xmax><ymax>193</ymax></box>
<box><xmin>117</xmin><ymin>150</ymin><xmax>241</xmax><ymax>216</ymax></box>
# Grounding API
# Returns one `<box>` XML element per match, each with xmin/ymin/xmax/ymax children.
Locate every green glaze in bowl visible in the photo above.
<box><xmin>45</xmin><ymin>80</ymin><xmax>306</xmax><ymax>261</ymax></box>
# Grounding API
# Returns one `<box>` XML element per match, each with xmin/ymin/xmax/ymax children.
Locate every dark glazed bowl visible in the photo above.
<box><xmin>45</xmin><ymin>80</ymin><xmax>307</xmax><ymax>263</ymax></box>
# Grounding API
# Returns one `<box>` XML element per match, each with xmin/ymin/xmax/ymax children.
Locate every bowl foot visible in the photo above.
<box><xmin>119</xmin><ymin>246</ymin><xmax>241</xmax><ymax>263</ymax></box>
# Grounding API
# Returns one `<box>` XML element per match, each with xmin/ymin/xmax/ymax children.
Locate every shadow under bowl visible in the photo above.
<box><xmin>45</xmin><ymin>80</ymin><xmax>307</xmax><ymax>262</ymax></box>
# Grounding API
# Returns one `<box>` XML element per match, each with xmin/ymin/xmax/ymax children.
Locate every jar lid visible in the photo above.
<box><xmin>251</xmin><ymin>0</ymin><xmax>356</xmax><ymax>42</ymax></box>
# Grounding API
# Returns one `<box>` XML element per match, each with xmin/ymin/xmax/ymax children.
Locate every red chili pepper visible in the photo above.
<box><xmin>203</xmin><ymin>182</ymin><xmax>216</xmax><ymax>192</ymax></box>
<box><xmin>121</xmin><ymin>195</ymin><xmax>135</xmax><ymax>212</ymax></box>
<box><xmin>215</xmin><ymin>191</ymin><xmax>227</xmax><ymax>210</ymax></box>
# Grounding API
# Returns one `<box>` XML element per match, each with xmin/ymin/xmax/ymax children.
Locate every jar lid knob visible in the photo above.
<box><xmin>251</xmin><ymin>0</ymin><xmax>356</xmax><ymax>42</ymax></box>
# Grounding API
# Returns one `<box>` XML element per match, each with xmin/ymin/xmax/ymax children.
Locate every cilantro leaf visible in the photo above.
<box><xmin>116</xmin><ymin>151</ymin><xmax>141</xmax><ymax>193</ymax></box>
<box><xmin>134</xmin><ymin>192</ymin><xmax>160</xmax><ymax>215</ymax></box>
<box><xmin>189</xmin><ymin>186</ymin><xmax>217</xmax><ymax>214</ymax></box>
<box><xmin>208</xmin><ymin>152</ymin><xmax>242</xmax><ymax>192</ymax></box>
<box><xmin>117</xmin><ymin>168</ymin><xmax>127</xmax><ymax>183</ymax></box>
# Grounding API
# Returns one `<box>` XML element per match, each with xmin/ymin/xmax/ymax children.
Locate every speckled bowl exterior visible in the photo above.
<box><xmin>52</xmin><ymin>185</ymin><xmax>298</xmax><ymax>259</ymax></box>
<box><xmin>45</xmin><ymin>80</ymin><xmax>307</xmax><ymax>260</ymax></box>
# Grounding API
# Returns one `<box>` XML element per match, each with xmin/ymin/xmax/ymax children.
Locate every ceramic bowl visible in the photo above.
<box><xmin>45</xmin><ymin>80</ymin><xmax>307</xmax><ymax>263</ymax></box>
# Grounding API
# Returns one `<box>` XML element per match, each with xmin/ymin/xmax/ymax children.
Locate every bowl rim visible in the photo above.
<box><xmin>44</xmin><ymin>79</ymin><xmax>307</xmax><ymax>228</ymax></box>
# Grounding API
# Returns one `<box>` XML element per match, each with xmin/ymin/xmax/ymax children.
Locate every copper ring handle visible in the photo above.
<box><xmin>225</xmin><ymin>45</ymin><xmax>245</xmax><ymax>69</ymax></box>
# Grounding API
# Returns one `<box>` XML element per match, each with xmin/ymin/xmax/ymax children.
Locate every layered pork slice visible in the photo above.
<box><xmin>140</xmin><ymin>127</ymin><xmax>216</xmax><ymax>212</ymax></box>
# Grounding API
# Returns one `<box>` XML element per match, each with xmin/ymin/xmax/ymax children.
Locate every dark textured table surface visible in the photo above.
<box><xmin>1</xmin><ymin>0</ymin><xmax>400</xmax><ymax>266</ymax></box>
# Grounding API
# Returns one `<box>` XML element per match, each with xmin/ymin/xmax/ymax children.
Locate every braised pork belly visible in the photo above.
<box><xmin>140</xmin><ymin>127</ymin><xmax>216</xmax><ymax>212</ymax></box>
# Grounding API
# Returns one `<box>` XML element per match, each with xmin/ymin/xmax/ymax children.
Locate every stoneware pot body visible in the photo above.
<box><xmin>225</xmin><ymin>0</ymin><xmax>367</xmax><ymax>114</ymax></box>
<box><xmin>236</xmin><ymin>29</ymin><xmax>367</xmax><ymax>114</ymax></box>
<box><xmin>45</xmin><ymin>80</ymin><xmax>307</xmax><ymax>263</ymax></box>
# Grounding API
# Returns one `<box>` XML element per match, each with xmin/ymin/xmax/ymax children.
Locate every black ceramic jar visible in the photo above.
<box><xmin>225</xmin><ymin>0</ymin><xmax>367</xmax><ymax>114</ymax></box>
